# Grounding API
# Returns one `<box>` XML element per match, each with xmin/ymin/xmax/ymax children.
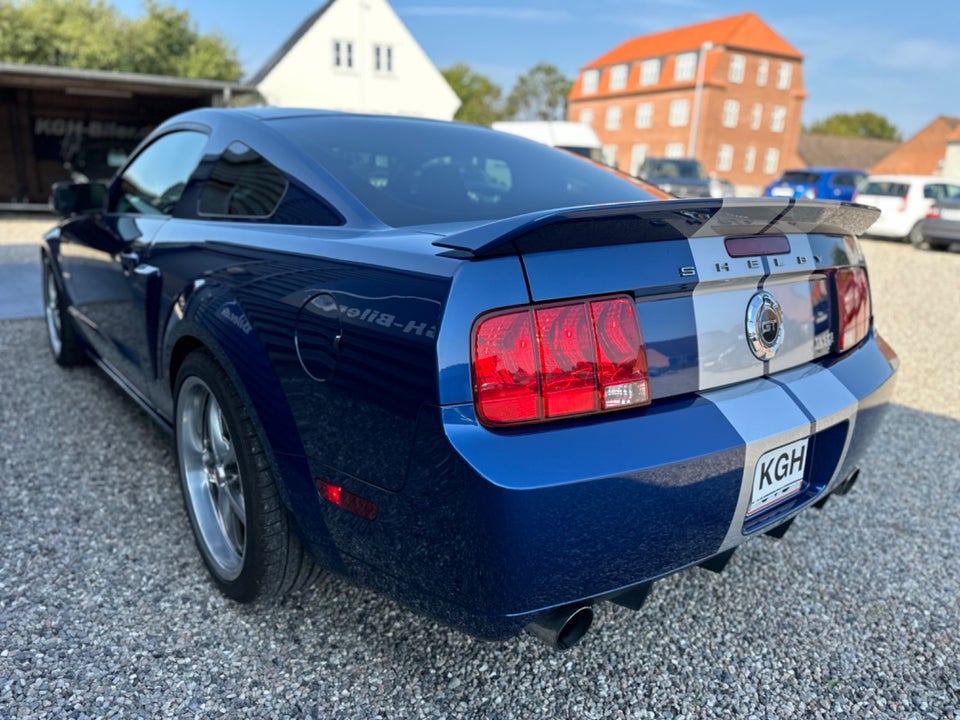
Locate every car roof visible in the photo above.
<box><xmin>863</xmin><ymin>174</ymin><xmax>954</xmax><ymax>182</ymax></box>
<box><xmin>781</xmin><ymin>167</ymin><xmax>865</xmax><ymax>174</ymax></box>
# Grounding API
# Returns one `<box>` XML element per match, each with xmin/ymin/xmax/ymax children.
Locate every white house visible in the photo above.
<box><xmin>251</xmin><ymin>0</ymin><xmax>460</xmax><ymax>120</ymax></box>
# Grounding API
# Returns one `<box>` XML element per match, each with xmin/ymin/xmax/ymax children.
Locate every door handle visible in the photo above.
<box><xmin>118</xmin><ymin>251</ymin><xmax>139</xmax><ymax>273</ymax></box>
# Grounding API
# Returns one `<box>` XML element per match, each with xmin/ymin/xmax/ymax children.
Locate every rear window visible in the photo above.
<box><xmin>271</xmin><ymin>116</ymin><xmax>657</xmax><ymax>227</ymax></box>
<box><xmin>859</xmin><ymin>181</ymin><xmax>908</xmax><ymax>197</ymax></box>
<box><xmin>779</xmin><ymin>172</ymin><xmax>820</xmax><ymax>185</ymax></box>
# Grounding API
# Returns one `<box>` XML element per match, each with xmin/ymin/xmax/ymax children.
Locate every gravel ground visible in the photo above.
<box><xmin>1</xmin><ymin>217</ymin><xmax>958</xmax><ymax>719</ymax></box>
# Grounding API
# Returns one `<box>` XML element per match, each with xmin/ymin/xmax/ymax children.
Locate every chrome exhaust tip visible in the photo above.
<box><xmin>833</xmin><ymin>467</ymin><xmax>861</xmax><ymax>496</ymax></box>
<box><xmin>525</xmin><ymin>604</ymin><xmax>594</xmax><ymax>651</ymax></box>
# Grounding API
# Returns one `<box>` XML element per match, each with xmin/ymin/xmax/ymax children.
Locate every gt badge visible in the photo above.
<box><xmin>746</xmin><ymin>291</ymin><xmax>784</xmax><ymax>360</ymax></box>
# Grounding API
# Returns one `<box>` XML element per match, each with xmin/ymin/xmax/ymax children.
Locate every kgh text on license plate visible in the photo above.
<box><xmin>748</xmin><ymin>438</ymin><xmax>808</xmax><ymax>516</ymax></box>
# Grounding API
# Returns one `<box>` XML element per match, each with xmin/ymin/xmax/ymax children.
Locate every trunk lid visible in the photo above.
<box><xmin>439</xmin><ymin>198</ymin><xmax>880</xmax><ymax>400</ymax></box>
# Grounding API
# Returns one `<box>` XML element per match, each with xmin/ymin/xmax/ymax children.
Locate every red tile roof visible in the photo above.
<box><xmin>583</xmin><ymin>12</ymin><xmax>802</xmax><ymax>70</ymax></box>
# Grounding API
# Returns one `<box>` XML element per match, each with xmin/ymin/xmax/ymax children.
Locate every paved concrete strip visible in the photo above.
<box><xmin>0</xmin><ymin>263</ymin><xmax>42</xmax><ymax>320</ymax></box>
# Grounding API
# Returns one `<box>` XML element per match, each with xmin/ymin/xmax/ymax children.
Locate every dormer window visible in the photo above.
<box><xmin>674</xmin><ymin>52</ymin><xmax>697</xmax><ymax>81</ymax></box>
<box><xmin>640</xmin><ymin>59</ymin><xmax>661</xmax><ymax>86</ymax></box>
<box><xmin>609</xmin><ymin>64</ymin><xmax>629</xmax><ymax>91</ymax></box>
<box><xmin>582</xmin><ymin>69</ymin><xmax>600</xmax><ymax>94</ymax></box>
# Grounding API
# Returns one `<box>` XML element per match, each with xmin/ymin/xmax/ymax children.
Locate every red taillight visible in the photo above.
<box><xmin>926</xmin><ymin>209</ymin><xmax>940</xmax><ymax>219</ymax></box>
<box><xmin>898</xmin><ymin>195</ymin><xmax>908</xmax><ymax>212</ymax></box>
<box><xmin>536</xmin><ymin>303</ymin><xmax>599</xmax><ymax>417</ymax></box>
<box><xmin>473</xmin><ymin>296</ymin><xmax>650</xmax><ymax>425</ymax></box>
<box><xmin>835</xmin><ymin>267</ymin><xmax>870</xmax><ymax>352</ymax></box>
<box><xmin>473</xmin><ymin>310</ymin><xmax>539</xmax><ymax>423</ymax></box>
<box><xmin>590</xmin><ymin>297</ymin><xmax>649</xmax><ymax>409</ymax></box>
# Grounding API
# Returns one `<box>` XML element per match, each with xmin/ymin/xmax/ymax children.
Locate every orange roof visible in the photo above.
<box><xmin>583</xmin><ymin>12</ymin><xmax>802</xmax><ymax>70</ymax></box>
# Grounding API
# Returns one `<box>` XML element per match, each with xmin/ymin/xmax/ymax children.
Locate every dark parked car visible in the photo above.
<box><xmin>919</xmin><ymin>196</ymin><xmax>960</xmax><ymax>250</ymax></box>
<box><xmin>42</xmin><ymin>108</ymin><xmax>897</xmax><ymax>650</ymax></box>
<box><xmin>763</xmin><ymin>168</ymin><xmax>866</xmax><ymax>201</ymax></box>
<box><xmin>635</xmin><ymin>157</ymin><xmax>712</xmax><ymax>198</ymax></box>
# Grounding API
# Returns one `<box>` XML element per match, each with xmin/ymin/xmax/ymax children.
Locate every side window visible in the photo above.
<box><xmin>945</xmin><ymin>184</ymin><xmax>960</xmax><ymax>199</ymax></box>
<box><xmin>112</xmin><ymin>130</ymin><xmax>207</xmax><ymax>215</ymax></box>
<box><xmin>922</xmin><ymin>184</ymin><xmax>941</xmax><ymax>200</ymax></box>
<box><xmin>199</xmin><ymin>142</ymin><xmax>288</xmax><ymax>218</ymax></box>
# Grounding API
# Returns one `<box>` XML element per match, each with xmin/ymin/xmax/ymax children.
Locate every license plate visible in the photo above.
<box><xmin>747</xmin><ymin>438</ymin><xmax>808</xmax><ymax>516</ymax></box>
<box><xmin>770</xmin><ymin>186</ymin><xmax>794</xmax><ymax>197</ymax></box>
<box><xmin>940</xmin><ymin>208</ymin><xmax>960</xmax><ymax>221</ymax></box>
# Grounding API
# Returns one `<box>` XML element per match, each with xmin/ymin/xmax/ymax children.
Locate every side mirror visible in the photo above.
<box><xmin>50</xmin><ymin>181</ymin><xmax>108</xmax><ymax>217</ymax></box>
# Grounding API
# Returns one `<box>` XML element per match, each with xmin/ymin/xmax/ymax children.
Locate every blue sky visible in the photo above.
<box><xmin>111</xmin><ymin>0</ymin><xmax>959</xmax><ymax>138</ymax></box>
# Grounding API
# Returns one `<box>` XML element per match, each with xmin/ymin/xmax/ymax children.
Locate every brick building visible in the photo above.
<box><xmin>869</xmin><ymin>116</ymin><xmax>960</xmax><ymax>177</ymax></box>
<box><xmin>568</xmin><ymin>12</ymin><xmax>806</xmax><ymax>191</ymax></box>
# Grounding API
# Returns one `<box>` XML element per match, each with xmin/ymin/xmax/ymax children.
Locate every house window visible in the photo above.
<box><xmin>582</xmin><ymin>69</ymin><xmax>600</xmax><ymax>94</ymax></box>
<box><xmin>744</xmin><ymin>146</ymin><xmax>757</xmax><ymax>173</ymax></box>
<box><xmin>722</xmin><ymin>100</ymin><xmax>740</xmax><ymax>128</ymax></box>
<box><xmin>674</xmin><ymin>52</ymin><xmax>697</xmax><ymax>81</ymax></box>
<box><xmin>717</xmin><ymin>144</ymin><xmax>734</xmax><ymax>172</ymax></box>
<box><xmin>580</xmin><ymin>108</ymin><xmax>594</xmax><ymax>125</ymax></box>
<box><xmin>374</xmin><ymin>44</ymin><xmax>394</xmax><ymax>73</ymax></box>
<box><xmin>777</xmin><ymin>62</ymin><xmax>792</xmax><ymax>90</ymax></box>
<box><xmin>635</xmin><ymin>102</ymin><xmax>653</xmax><ymax>129</ymax></box>
<box><xmin>601</xmin><ymin>144</ymin><xmax>619</xmax><ymax>168</ymax></box>
<box><xmin>640</xmin><ymin>59</ymin><xmax>661</xmax><ymax>86</ymax></box>
<box><xmin>764</xmin><ymin>148</ymin><xmax>780</xmax><ymax>174</ymax></box>
<box><xmin>728</xmin><ymin>54</ymin><xmax>745</xmax><ymax>84</ymax></box>
<box><xmin>669</xmin><ymin>99</ymin><xmax>690</xmax><ymax>127</ymax></box>
<box><xmin>334</xmin><ymin>40</ymin><xmax>354</xmax><ymax>69</ymax></box>
<box><xmin>665</xmin><ymin>142</ymin><xmax>685</xmax><ymax>158</ymax></box>
<box><xmin>757</xmin><ymin>59</ymin><xmax>769</xmax><ymax>87</ymax></box>
<box><xmin>605</xmin><ymin>105</ymin><xmax>622</xmax><ymax>130</ymax></box>
<box><xmin>771</xmin><ymin>106</ymin><xmax>787</xmax><ymax>133</ymax></box>
<box><xmin>751</xmin><ymin>103</ymin><xmax>763</xmax><ymax>131</ymax></box>
<box><xmin>630</xmin><ymin>144</ymin><xmax>649</xmax><ymax>176</ymax></box>
<box><xmin>609</xmin><ymin>64</ymin><xmax>629</xmax><ymax>90</ymax></box>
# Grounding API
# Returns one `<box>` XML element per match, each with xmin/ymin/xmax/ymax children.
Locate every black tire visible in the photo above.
<box><xmin>174</xmin><ymin>350</ymin><xmax>319</xmax><ymax>602</ymax></box>
<box><xmin>907</xmin><ymin>222</ymin><xmax>925</xmax><ymax>248</ymax></box>
<box><xmin>928</xmin><ymin>240</ymin><xmax>950</xmax><ymax>251</ymax></box>
<box><xmin>42</xmin><ymin>257</ymin><xmax>87</xmax><ymax>366</ymax></box>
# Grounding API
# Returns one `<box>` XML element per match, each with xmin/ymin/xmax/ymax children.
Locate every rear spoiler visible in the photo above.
<box><xmin>432</xmin><ymin>198</ymin><xmax>881</xmax><ymax>258</ymax></box>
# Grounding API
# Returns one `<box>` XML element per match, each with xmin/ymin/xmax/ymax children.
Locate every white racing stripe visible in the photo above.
<box><xmin>688</xmin><ymin>232</ymin><xmax>822</xmax><ymax>391</ymax></box>
<box><xmin>702</xmin><ymin>364</ymin><xmax>859</xmax><ymax>553</ymax></box>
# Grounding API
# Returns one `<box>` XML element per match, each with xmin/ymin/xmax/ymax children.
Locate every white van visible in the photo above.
<box><xmin>491</xmin><ymin>121</ymin><xmax>602</xmax><ymax>162</ymax></box>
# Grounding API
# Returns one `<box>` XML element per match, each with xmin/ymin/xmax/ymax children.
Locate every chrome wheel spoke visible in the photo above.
<box><xmin>222</xmin><ymin>475</ymin><xmax>246</xmax><ymax>520</ymax></box>
<box><xmin>206</xmin><ymin>399</ymin><xmax>232</xmax><ymax>464</ymax></box>
<box><xmin>177</xmin><ymin>375</ymin><xmax>247</xmax><ymax>581</ymax></box>
<box><xmin>44</xmin><ymin>273</ymin><xmax>63</xmax><ymax>353</ymax></box>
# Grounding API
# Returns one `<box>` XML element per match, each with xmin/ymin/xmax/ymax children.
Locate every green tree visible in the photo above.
<box><xmin>0</xmin><ymin>0</ymin><xmax>241</xmax><ymax>80</ymax></box>
<box><xmin>442</xmin><ymin>63</ymin><xmax>505</xmax><ymax>126</ymax></box>
<box><xmin>505</xmin><ymin>63</ymin><xmax>572</xmax><ymax>121</ymax></box>
<box><xmin>806</xmin><ymin>112</ymin><xmax>902</xmax><ymax>141</ymax></box>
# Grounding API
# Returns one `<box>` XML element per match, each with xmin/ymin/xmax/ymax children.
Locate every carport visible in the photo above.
<box><xmin>0</xmin><ymin>62</ymin><xmax>257</xmax><ymax>210</ymax></box>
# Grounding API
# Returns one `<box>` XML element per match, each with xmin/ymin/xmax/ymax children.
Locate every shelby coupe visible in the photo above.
<box><xmin>42</xmin><ymin>108</ymin><xmax>898</xmax><ymax>650</ymax></box>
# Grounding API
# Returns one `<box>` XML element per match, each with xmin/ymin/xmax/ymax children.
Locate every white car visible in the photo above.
<box><xmin>854</xmin><ymin>175</ymin><xmax>960</xmax><ymax>243</ymax></box>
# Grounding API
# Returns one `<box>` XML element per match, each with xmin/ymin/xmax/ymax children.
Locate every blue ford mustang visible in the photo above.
<box><xmin>41</xmin><ymin>108</ymin><xmax>898</xmax><ymax>649</ymax></box>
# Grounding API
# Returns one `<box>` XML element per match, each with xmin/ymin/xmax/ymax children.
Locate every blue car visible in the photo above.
<box><xmin>42</xmin><ymin>108</ymin><xmax>897</xmax><ymax>650</ymax></box>
<box><xmin>763</xmin><ymin>167</ymin><xmax>867</xmax><ymax>201</ymax></box>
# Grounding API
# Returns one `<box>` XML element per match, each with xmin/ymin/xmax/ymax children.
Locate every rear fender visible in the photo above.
<box><xmin>160</xmin><ymin>281</ymin><xmax>336</xmax><ymax>560</ymax></box>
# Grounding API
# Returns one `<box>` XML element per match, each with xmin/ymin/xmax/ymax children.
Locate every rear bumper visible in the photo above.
<box><xmin>921</xmin><ymin>219</ymin><xmax>960</xmax><ymax>245</ymax></box>
<box><xmin>306</xmin><ymin>331</ymin><xmax>897</xmax><ymax>639</ymax></box>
